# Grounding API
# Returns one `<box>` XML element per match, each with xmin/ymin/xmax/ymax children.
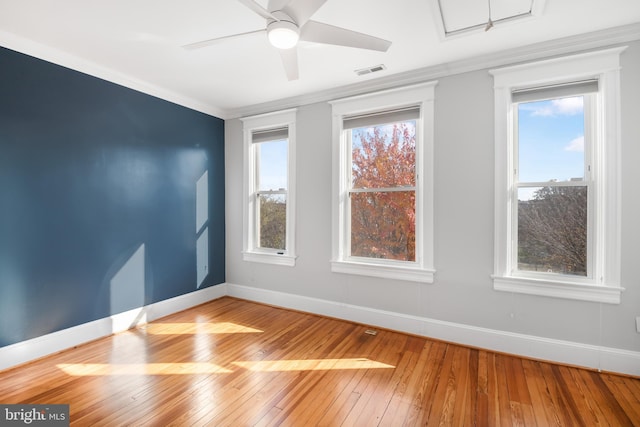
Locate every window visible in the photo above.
<box><xmin>330</xmin><ymin>82</ymin><xmax>436</xmax><ymax>282</ymax></box>
<box><xmin>241</xmin><ymin>109</ymin><xmax>297</xmax><ymax>266</ymax></box>
<box><xmin>515</xmin><ymin>84</ymin><xmax>595</xmax><ymax>278</ymax></box>
<box><xmin>490</xmin><ymin>47</ymin><xmax>625</xmax><ymax>303</ymax></box>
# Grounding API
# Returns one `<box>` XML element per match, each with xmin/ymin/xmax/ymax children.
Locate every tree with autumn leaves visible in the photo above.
<box><xmin>259</xmin><ymin>118</ymin><xmax>585</xmax><ymax>271</ymax></box>
<box><xmin>350</xmin><ymin>122</ymin><xmax>416</xmax><ymax>261</ymax></box>
<box><xmin>347</xmin><ymin>118</ymin><xmax>587</xmax><ymax>273</ymax></box>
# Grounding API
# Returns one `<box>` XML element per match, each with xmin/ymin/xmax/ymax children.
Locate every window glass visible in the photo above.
<box><xmin>349</xmin><ymin>120</ymin><xmax>416</xmax><ymax>262</ymax></box>
<box><xmin>258</xmin><ymin>193</ymin><xmax>286</xmax><ymax>250</ymax></box>
<box><xmin>351</xmin><ymin>122</ymin><xmax>416</xmax><ymax>189</ymax></box>
<box><xmin>517</xmin><ymin>186</ymin><xmax>588</xmax><ymax>276</ymax></box>
<box><xmin>517</xmin><ymin>97</ymin><xmax>585</xmax><ymax>182</ymax></box>
<box><xmin>257</xmin><ymin>139</ymin><xmax>287</xmax><ymax>191</ymax></box>
<box><xmin>351</xmin><ymin>191</ymin><xmax>415</xmax><ymax>261</ymax></box>
<box><xmin>255</xmin><ymin>138</ymin><xmax>287</xmax><ymax>251</ymax></box>
<box><xmin>516</xmin><ymin>95</ymin><xmax>589</xmax><ymax>277</ymax></box>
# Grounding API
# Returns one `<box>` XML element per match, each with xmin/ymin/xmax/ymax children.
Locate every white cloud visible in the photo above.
<box><xmin>528</xmin><ymin>96</ymin><xmax>584</xmax><ymax>117</ymax></box>
<box><xmin>552</xmin><ymin>97</ymin><xmax>584</xmax><ymax>115</ymax></box>
<box><xmin>565</xmin><ymin>135</ymin><xmax>584</xmax><ymax>152</ymax></box>
<box><xmin>528</xmin><ymin>105</ymin><xmax>554</xmax><ymax>117</ymax></box>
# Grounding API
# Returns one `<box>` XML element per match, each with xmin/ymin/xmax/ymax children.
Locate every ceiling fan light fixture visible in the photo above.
<box><xmin>267</xmin><ymin>20</ymin><xmax>299</xmax><ymax>49</ymax></box>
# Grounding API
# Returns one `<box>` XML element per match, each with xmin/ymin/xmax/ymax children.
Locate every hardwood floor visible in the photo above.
<box><xmin>1</xmin><ymin>297</ymin><xmax>638</xmax><ymax>426</ymax></box>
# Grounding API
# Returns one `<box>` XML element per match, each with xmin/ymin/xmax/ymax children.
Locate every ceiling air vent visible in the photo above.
<box><xmin>355</xmin><ymin>64</ymin><xmax>386</xmax><ymax>76</ymax></box>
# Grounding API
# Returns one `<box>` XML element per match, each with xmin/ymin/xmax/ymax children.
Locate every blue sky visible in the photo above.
<box><xmin>518</xmin><ymin>96</ymin><xmax>585</xmax><ymax>184</ymax></box>
<box><xmin>256</xmin><ymin>105</ymin><xmax>584</xmax><ymax>200</ymax></box>
<box><xmin>257</xmin><ymin>123</ymin><xmax>417</xmax><ymax>193</ymax></box>
<box><xmin>257</xmin><ymin>139</ymin><xmax>287</xmax><ymax>191</ymax></box>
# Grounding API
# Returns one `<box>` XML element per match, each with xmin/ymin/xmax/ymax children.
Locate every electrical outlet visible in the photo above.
<box><xmin>636</xmin><ymin>317</ymin><xmax>640</xmax><ymax>333</ymax></box>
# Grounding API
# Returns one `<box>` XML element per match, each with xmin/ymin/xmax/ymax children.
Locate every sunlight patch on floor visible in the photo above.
<box><xmin>232</xmin><ymin>358</ymin><xmax>395</xmax><ymax>372</ymax></box>
<box><xmin>57</xmin><ymin>362</ymin><xmax>232</xmax><ymax>376</ymax></box>
<box><xmin>56</xmin><ymin>357</ymin><xmax>394</xmax><ymax>376</ymax></box>
<box><xmin>141</xmin><ymin>322</ymin><xmax>263</xmax><ymax>335</ymax></box>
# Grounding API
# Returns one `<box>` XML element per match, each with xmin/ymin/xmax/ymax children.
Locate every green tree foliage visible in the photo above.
<box><xmin>351</xmin><ymin>123</ymin><xmax>416</xmax><ymax>261</ymax></box>
<box><xmin>518</xmin><ymin>186</ymin><xmax>587</xmax><ymax>275</ymax></box>
<box><xmin>259</xmin><ymin>195</ymin><xmax>286</xmax><ymax>250</ymax></box>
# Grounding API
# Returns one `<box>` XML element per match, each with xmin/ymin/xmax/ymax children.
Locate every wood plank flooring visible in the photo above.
<box><xmin>1</xmin><ymin>297</ymin><xmax>638</xmax><ymax>426</ymax></box>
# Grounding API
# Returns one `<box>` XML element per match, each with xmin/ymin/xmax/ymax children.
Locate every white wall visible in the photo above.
<box><xmin>225</xmin><ymin>41</ymin><xmax>640</xmax><ymax>364</ymax></box>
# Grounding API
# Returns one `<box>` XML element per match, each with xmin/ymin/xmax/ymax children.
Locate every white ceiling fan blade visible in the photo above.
<box><xmin>183</xmin><ymin>29</ymin><xmax>265</xmax><ymax>50</ymax></box>
<box><xmin>283</xmin><ymin>0</ymin><xmax>328</xmax><ymax>26</ymax></box>
<box><xmin>300</xmin><ymin>21</ymin><xmax>391</xmax><ymax>52</ymax></box>
<box><xmin>279</xmin><ymin>48</ymin><xmax>299</xmax><ymax>81</ymax></box>
<box><xmin>236</xmin><ymin>0</ymin><xmax>278</xmax><ymax>21</ymax></box>
<box><xmin>268</xmin><ymin>0</ymin><xmax>292</xmax><ymax>12</ymax></box>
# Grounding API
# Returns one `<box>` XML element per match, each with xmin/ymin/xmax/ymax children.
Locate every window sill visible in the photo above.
<box><xmin>243</xmin><ymin>251</ymin><xmax>296</xmax><ymax>267</ymax></box>
<box><xmin>492</xmin><ymin>275</ymin><xmax>623</xmax><ymax>304</ymax></box>
<box><xmin>331</xmin><ymin>260</ymin><xmax>435</xmax><ymax>283</ymax></box>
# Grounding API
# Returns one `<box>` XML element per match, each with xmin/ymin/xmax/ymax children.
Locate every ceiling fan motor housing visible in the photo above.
<box><xmin>267</xmin><ymin>11</ymin><xmax>300</xmax><ymax>49</ymax></box>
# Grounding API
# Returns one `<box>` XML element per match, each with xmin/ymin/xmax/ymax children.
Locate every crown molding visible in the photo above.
<box><xmin>2</xmin><ymin>22</ymin><xmax>639</xmax><ymax>121</ymax></box>
<box><xmin>227</xmin><ymin>22</ymin><xmax>640</xmax><ymax>119</ymax></box>
<box><xmin>0</xmin><ymin>30</ymin><xmax>227</xmax><ymax>120</ymax></box>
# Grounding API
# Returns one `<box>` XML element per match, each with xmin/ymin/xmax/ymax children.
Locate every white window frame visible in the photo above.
<box><xmin>241</xmin><ymin>109</ymin><xmax>297</xmax><ymax>267</ymax></box>
<box><xmin>490</xmin><ymin>47</ymin><xmax>625</xmax><ymax>304</ymax></box>
<box><xmin>330</xmin><ymin>82</ymin><xmax>437</xmax><ymax>283</ymax></box>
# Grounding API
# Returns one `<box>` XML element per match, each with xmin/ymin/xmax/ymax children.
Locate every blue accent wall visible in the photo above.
<box><xmin>0</xmin><ymin>46</ymin><xmax>225</xmax><ymax>347</ymax></box>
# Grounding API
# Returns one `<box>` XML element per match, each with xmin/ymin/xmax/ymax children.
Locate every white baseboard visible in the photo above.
<box><xmin>227</xmin><ymin>283</ymin><xmax>640</xmax><ymax>377</ymax></box>
<box><xmin>3</xmin><ymin>282</ymin><xmax>638</xmax><ymax>377</ymax></box>
<box><xmin>0</xmin><ymin>284</ymin><xmax>228</xmax><ymax>372</ymax></box>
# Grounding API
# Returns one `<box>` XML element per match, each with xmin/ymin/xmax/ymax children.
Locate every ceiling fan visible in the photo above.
<box><xmin>183</xmin><ymin>0</ymin><xmax>392</xmax><ymax>81</ymax></box>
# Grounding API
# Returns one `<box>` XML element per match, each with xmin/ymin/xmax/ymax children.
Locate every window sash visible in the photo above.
<box><xmin>513</xmin><ymin>182</ymin><xmax>591</xmax><ymax>278</ymax></box>
<box><xmin>257</xmin><ymin>189</ymin><xmax>287</xmax><ymax>195</ymax></box>
<box><xmin>347</xmin><ymin>188</ymin><xmax>416</xmax><ymax>262</ymax></box>
<box><xmin>514</xmin><ymin>93</ymin><xmax>594</xmax><ymax>186</ymax></box>
<box><xmin>256</xmin><ymin>193</ymin><xmax>287</xmax><ymax>251</ymax></box>
<box><xmin>254</xmin><ymin>138</ymin><xmax>288</xmax><ymax>193</ymax></box>
<box><xmin>253</xmin><ymin>139</ymin><xmax>288</xmax><ymax>251</ymax></box>
<box><xmin>511</xmin><ymin>92</ymin><xmax>595</xmax><ymax>281</ymax></box>
<box><xmin>349</xmin><ymin>186</ymin><xmax>416</xmax><ymax>194</ymax></box>
<box><xmin>346</xmin><ymin>119</ymin><xmax>418</xmax><ymax>263</ymax></box>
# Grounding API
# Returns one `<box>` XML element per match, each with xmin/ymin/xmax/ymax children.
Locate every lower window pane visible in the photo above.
<box><xmin>517</xmin><ymin>186</ymin><xmax>587</xmax><ymax>276</ymax></box>
<box><xmin>259</xmin><ymin>194</ymin><xmax>286</xmax><ymax>250</ymax></box>
<box><xmin>350</xmin><ymin>191</ymin><xmax>415</xmax><ymax>261</ymax></box>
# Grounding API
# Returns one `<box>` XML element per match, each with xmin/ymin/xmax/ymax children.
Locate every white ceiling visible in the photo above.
<box><xmin>1</xmin><ymin>0</ymin><xmax>639</xmax><ymax>118</ymax></box>
<box><xmin>438</xmin><ymin>0</ymin><xmax>535</xmax><ymax>34</ymax></box>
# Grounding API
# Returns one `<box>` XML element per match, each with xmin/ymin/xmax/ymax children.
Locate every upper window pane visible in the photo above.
<box><xmin>351</xmin><ymin>121</ymin><xmax>416</xmax><ymax>189</ymax></box>
<box><xmin>257</xmin><ymin>139</ymin><xmax>287</xmax><ymax>191</ymax></box>
<box><xmin>517</xmin><ymin>96</ymin><xmax>585</xmax><ymax>182</ymax></box>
